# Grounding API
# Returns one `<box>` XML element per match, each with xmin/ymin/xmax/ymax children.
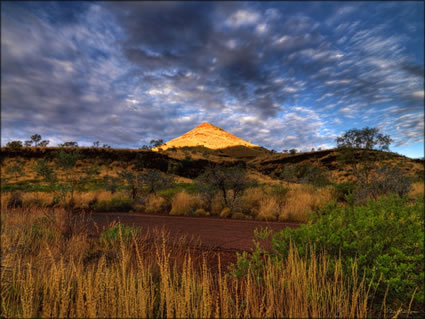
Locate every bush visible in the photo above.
<box><xmin>144</xmin><ymin>194</ymin><xmax>167</xmax><ymax>214</ymax></box>
<box><xmin>169</xmin><ymin>192</ymin><xmax>201</xmax><ymax>216</ymax></box>
<box><xmin>271</xmin><ymin>196</ymin><xmax>424</xmax><ymax>311</ymax></box>
<box><xmin>281</xmin><ymin>163</ymin><xmax>330</xmax><ymax>186</ymax></box>
<box><xmin>257</xmin><ymin>198</ymin><xmax>279</xmax><ymax>221</ymax></box>
<box><xmin>194</xmin><ymin>208</ymin><xmax>210</xmax><ymax>217</ymax></box>
<box><xmin>6</xmin><ymin>140</ymin><xmax>23</xmax><ymax>150</ymax></box>
<box><xmin>236</xmin><ymin>187</ymin><xmax>264</xmax><ymax>216</ymax></box>
<box><xmin>333</xmin><ymin>182</ymin><xmax>356</xmax><ymax>202</ymax></box>
<box><xmin>231</xmin><ymin>212</ymin><xmax>246</xmax><ymax>219</ymax></box>
<box><xmin>220</xmin><ymin>207</ymin><xmax>231</xmax><ymax>218</ymax></box>
<box><xmin>94</xmin><ymin>197</ymin><xmax>134</xmax><ymax>212</ymax></box>
<box><xmin>100</xmin><ymin>223</ymin><xmax>138</xmax><ymax>246</ymax></box>
<box><xmin>360</xmin><ymin>165</ymin><xmax>412</xmax><ymax>200</ymax></box>
<box><xmin>7</xmin><ymin>191</ymin><xmax>23</xmax><ymax>208</ymax></box>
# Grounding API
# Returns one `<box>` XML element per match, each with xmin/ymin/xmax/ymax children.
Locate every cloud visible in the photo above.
<box><xmin>225</xmin><ymin>9</ymin><xmax>261</xmax><ymax>28</ymax></box>
<box><xmin>1</xmin><ymin>2</ymin><xmax>423</xmax><ymax>155</ymax></box>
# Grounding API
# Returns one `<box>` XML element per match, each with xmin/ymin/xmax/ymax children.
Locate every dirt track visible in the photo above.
<box><xmin>91</xmin><ymin>213</ymin><xmax>300</xmax><ymax>251</ymax></box>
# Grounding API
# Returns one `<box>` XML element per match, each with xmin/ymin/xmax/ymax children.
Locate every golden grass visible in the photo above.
<box><xmin>169</xmin><ymin>192</ymin><xmax>202</xmax><ymax>216</ymax></box>
<box><xmin>279</xmin><ymin>185</ymin><xmax>334</xmax><ymax>223</ymax></box>
<box><xmin>1</xmin><ymin>206</ymin><xmax>374</xmax><ymax>318</ymax></box>
<box><xmin>257</xmin><ymin>197</ymin><xmax>280</xmax><ymax>221</ymax></box>
<box><xmin>144</xmin><ymin>194</ymin><xmax>168</xmax><ymax>214</ymax></box>
<box><xmin>409</xmin><ymin>182</ymin><xmax>424</xmax><ymax>198</ymax></box>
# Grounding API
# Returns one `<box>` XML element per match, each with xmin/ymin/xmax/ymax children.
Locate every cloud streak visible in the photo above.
<box><xmin>1</xmin><ymin>2</ymin><xmax>423</xmax><ymax>156</ymax></box>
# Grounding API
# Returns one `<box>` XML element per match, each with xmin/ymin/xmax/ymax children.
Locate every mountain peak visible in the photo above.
<box><xmin>154</xmin><ymin>122</ymin><xmax>257</xmax><ymax>150</ymax></box>
<box><xmin>196</xmin><ymin>122</ymin><xmax>215</xmax><ymax>129</ymax></box>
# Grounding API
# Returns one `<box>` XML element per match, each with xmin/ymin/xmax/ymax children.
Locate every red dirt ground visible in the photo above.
<box><xmin>89</xmin><ymin>213</ymin><xmax>300</xmax><ymax>270</ymax></box>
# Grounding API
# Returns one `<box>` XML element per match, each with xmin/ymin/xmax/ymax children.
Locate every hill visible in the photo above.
<box><xmin>154</xmin><ymin>122</ymin><xmax>258</xmax><ymax>151</ymax></box>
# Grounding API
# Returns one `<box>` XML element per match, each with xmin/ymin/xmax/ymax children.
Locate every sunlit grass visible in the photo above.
<box><xmin>1</xmin><ymin>206</ymin><xmax>373</xmax><ymax>318</ymax></box>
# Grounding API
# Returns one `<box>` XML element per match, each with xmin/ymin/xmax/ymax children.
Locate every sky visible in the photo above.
<box><xmin>1</xmin><ymin>1</ymin><xmax>424</xmax><ymax>158</ymax></box>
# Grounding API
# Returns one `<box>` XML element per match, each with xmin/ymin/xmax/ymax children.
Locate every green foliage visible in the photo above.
<box><xmin>94</xmin><ymin>197</ymin><xmax>134</xmax><ymax>212</ymax></box>
<box><xmin>158</xmin><ymin>183</ymin><xmax>198</xmax><ymax>200</ymax></box>
<box><xmin>354</xmin><ymin>165</ymin><xmax>412</xmax><ymax>203</ymax></box>
<box><xmin>270</xmin><ymin>196</ymin><xmax>424</xmax><ymax>309</ymax></box>
<box><xmin>30</xmin><ymin>217</ymin><xmax>58</xmax><ymax>243</ymax></box>
<box><xmin>196</xmin><ymin>164</ymin><xmax>256</xmax><ymax>208</ymax></box>
<box><xmin>54</xmin><ymin>149</ymin><xmax>80</xmax><ymax>170</ymax></box>
<box><xmin>333</xmin><ymin>182</ymin><xmax>356</xmax><ymax>202</ymax></box>
<box><xmin>99</xmin><ymin>223</ymin><xmax>139</xmax><ymax>246</ymax></box>
<box><xmin>281</xmin><ymin>163</ymin><xmax>330</xmax><ymax>187</ymax></box>
<box><xmin>103</xmin><ymin>175</ymin><xmax>121</xmax><ymax>194</ymax></box>
<box><xmin>52</xmin><ymin>149</ymin><xmax>98</xmax><ymax>206</ymax></box>
<box><xmin>118</xmin><ymin>169</ymin><xmax>139</xmax><ymax>199</ymax></box>
<box><xmin>5</xmin><ymin>161</ymin><xmax>25</xmax><ymax>182</ymax></box>
<box><xmin>336</xmin><ymin>127</ymin><xmax>392</xmax><ymax>151</ymax></box>
<box><xmin>139</xmin><ymin>169</ymin><xmax>174</xmax><ymax>194</ymax></box>
<box><xmin>289</xmin><ymin>149</ymin><xmax>297</xmax><ymax>154</ymax></box>
<box><xmin>34</xmin><ymin>159</ymin><xmax>57</xmax><ymax>185</ymax></box>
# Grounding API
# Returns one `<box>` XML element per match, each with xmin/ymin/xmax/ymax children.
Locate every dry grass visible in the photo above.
<box><xmin>144</xmin><ymin>194</ymin><xmax>168</xmax><ymax>214</ymax></box>
<box><xmin>279</xmin><ymin>185</ymin><xmax>334</xmax><ymax>222</ymax></box>
<box><xmin>1</xmin><ymin>206</ymin><xmax>373</xmax><ymax>318</ymax></box>
<box><xmin>409</xmin><ymin>182</ymin><xmax>424</xmax><ymax>198</ymax></box>
<box><xmin>169</xmin><ymin>192</ymin><xmax>202</xmax><ymax>216</ymax></box>
<box><xmin>257</xmin><ymin>197</ymin><xmax>280</xmax><ymax>221</ymax></box>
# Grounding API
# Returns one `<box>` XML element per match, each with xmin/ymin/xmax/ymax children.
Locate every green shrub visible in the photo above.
<box><xmin>333</xmin><ymin>182</ymin><xmax>356</xmax><ymax>202</ymax></box>
<box><xmin>99</xmin><ymin>223</ymin><xmax>138</xmax><ymax>246</ymax></box>
<box><xmin>269</xmin><ymin>195</ymin><xmax>424</xmax><ymax>311</ymax></box>
<box><xmin>94</xmin><ymin>197</ymin><xmax>134</xmax><ymax>212</ymax></box>
<box><xmin>281</xmin><ymin>163</ymin><xmax>330</xmax><ymax>186</ymax></box>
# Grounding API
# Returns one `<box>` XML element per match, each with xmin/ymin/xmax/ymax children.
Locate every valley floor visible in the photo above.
<box><xmin>90</xmin><ymin>212</ymin><xmax>299</xmax><ymax>251</ymax></box>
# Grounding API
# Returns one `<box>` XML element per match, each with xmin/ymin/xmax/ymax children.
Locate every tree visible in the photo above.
<box><xmin>34</xmin><ymin>159</ymin><xmax>57</xmax><ymax>186</ymax></box>
<box><xmin>103</xmin><ymin>175</ymin><xmax>121</xmax><ymax>194</ymax></box>
<box><xmin>282</xmin><ymin>149</ymin><xmax>288</xmax><ymax>153</ymax></box>
<box><xmin>335</xmin><ymin>127</ymin><xmax>406</xmax><ymax>203</ymax></box>
<box><xmin>92</xmin><ymin>141</ymin><xmax>100</xmax><ymax>148</ymax></box>
<box><xmin>150</xmin><ymin>139</ymin><xmax>164</xmax><ymax>148</ymax></box>
<box><xmin>58</xmin><ymin>141</ymin><xmax>78</xmax><ymax>148</ymax></box>
<box><xmin>118</xmin><ymin>170</ymin><xmax>140</xmax><ymax>200</ymax></box>
<box><xmin>24</xmin><ymin>134</ymin><xmax>49</xmax><ymax>147</ymax></box>
<box><xmin>38</xmin><ymin>140</ymin><xmax>49</xmax><ymax>147</ymax></box>
<box><xmin>336</xmin><ymin>127</ymin><xmax>392</xmax><ymax>151</ymax></box>
<box><xmin>31</xmin><ymin>134</ymin><xmax>41</xmax><ymax>146</ymax></box>
<box><xmin>52</xmin><ymin>149</ymin><xmax>97</xmax><ymax>206</ymax></box>
<box><xmin>289</xmin><ymin>149</ymin><xmax>297</xmax><ymax>154</ymax></box>
<box><xmin>196</xmin><ymin>165</ymin><xmax>255</xmax><ymax>209</ymax></box>
<box><xmin>5</xmin><ymin>141</ymin><xmax>23</xmax><ymax>150</ymax></box>
<box><xmin>139</xmin><ymin>169</ymin><xmax>174</xmax><ymax>194</ymax></box>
